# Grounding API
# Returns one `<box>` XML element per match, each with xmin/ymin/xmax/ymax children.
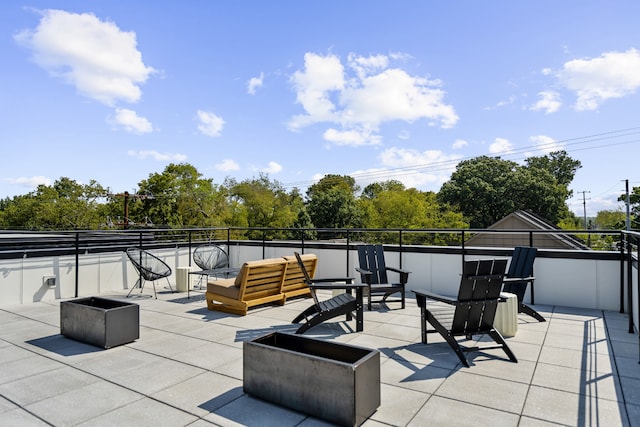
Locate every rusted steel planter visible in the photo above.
<box><xmin>60</xmin><ymin>297</ymin><xmax>139</xmax><ymax>349</ymax></box>
<box><xmin>243</xmin><ymin>332</ymin><xmax>380</xmax><ymax>427</ymax></box>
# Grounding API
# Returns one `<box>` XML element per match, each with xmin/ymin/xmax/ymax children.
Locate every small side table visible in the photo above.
<box><xmin>176</xmin><ymin>266</ymin><xmax>192</xmax><ymax>292</ymax></box>
<box><xmin>494</xmin><ymin>292</ymin><xmax>518</xmax><ymax>337</ymax></box>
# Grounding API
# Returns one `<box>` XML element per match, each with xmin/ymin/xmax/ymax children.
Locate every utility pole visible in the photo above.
<box><xmin>625</xmin><ymin>179</ymin><xmax>631</xmax><ymax>231</ymax></box>
<box><xmin>578</xmin><ymin>190</ymin><xmax>591</xmax><ymax>229</ymax></box>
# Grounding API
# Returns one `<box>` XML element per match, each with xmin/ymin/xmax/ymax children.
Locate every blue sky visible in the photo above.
<box><xmin>2</xmin><ymin>1</ymin><xmax>640</xmax><ymax>217</ymax></box>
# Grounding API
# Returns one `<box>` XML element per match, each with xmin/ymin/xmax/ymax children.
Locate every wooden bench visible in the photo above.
<box><xmin>205</xmin><ymin>258</ymin><xmax>288</xmax><ymax>315</ymax></box>
<box><xmin>282</xmin><ymin>253</ymin><xmax>317</xmax><ymax>302</ymax></box>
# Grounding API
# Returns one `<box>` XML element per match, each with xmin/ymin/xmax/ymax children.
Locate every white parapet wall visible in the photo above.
<box><xmin>0</xmin><ymin>245</ymin><xmax>627</xmax><ymax>313</ymax></box>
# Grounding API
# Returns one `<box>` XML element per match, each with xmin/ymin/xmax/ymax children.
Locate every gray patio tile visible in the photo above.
<box><xmin>74</xmin><ymin>346</ymin><xmax>166</xmax><ymax>377</ymax></box>
<box><xmin>407</xmin><ymin>395</ymin><xmax>520</xmax><ymax>427</ymax></box>
<box><xmin>370</xmin><ymin>383</ymin><xmax>429</xmax><ymax>426</ymax></box>
<box><xmin>517</xmin><ymin>416</ymin><xmax>572</xmax><ymax>427</ymax></box>
<box><xmin>109</xmin><ymin>357</ymin><xmax>206</xmax><ymax>395</ymax></box>
<box><xmin>203</xmin><ymin>394</ymin><xmax>307</xmax><ymax>427</ymax></box>
<box><xmin>462</xmin><ymin>356</ymin><xmax>535</xmax><ymax>384</ymax></box>
<box><xmin>366</xmin><ymin>321</ymin><xmax>422</xmax><ymax>343</ymax></box>
<box><xmin>209</xmin><ymin>354</ymin><xmax>244</xmax><ymax>380</ymax></box>
<box><xmin>546</xmin><ymin>318</ymin><xmax>607</xmax><ymax>338</ymax></box>
<box><xmin>0</xmin><ymin>395</ymin><xmax>18</xmax><ymax>413</ymax></box>
<box><xmin>543</xmin><ymin>330</ymin><xmax>612</xmax><ymax>354</ymax></box>
<box><xmin>25</xmin><ymin>380</ymin><xmax>144</xmax><ymax>426</ymax></box>
<box><xmin>532</xmin><ymin>362</ymin><xmax>622</xmax><ymax>401</ymax></box>
<box><xmin>625</xmin><ymin>403</ymin><xmax>640</xmax><ymax>426</ymax></box>
<box><xmin>618</xmin><ymin>375</ymin><xmax>640</xmax><ymax>404</ymax></box>
<box><xmin>509</xmin><ymin>328</ymin><xmax>547</xmax><ymax>346</ymax></box>
<box><xmin>380</xmin><ymin>356</ymin><xmax>449</xmax><ymax>394</ymax></box>
<box><xmin>609</xmin><ymin>338</ymin><xmax>639</xmax><ymax>359</ymax></box>
<box><xmin>0</xmin><ymin>365</ymin><xmax>99</xmax><ymax>406</ymax></box>
<box><xmin>522</xmin><ymin>384</ymin><xmax>628</xmax><ymax>426</ymax></box>
<box><xmin>607</xmin><ymin>327</ymin><xmax>638</xmax><ymax>344</ymax></box>
<box><xmin>496</xmin><ymin>339</ymin><xmax>541</xmax><ymax>363</ymax></box>
<box><xmin>171</xmin><ymin>341</ymin><xmax>243</xmax><ymax>371</ymax></box>
<box><xmin>76</xmin><ymin>396</ymin><xmax>200</xmax><ymax>426</ymax></box>
<box><xmin>129</xmin><ymin>332</ymin><xmax>211</xmax><ymax>358</ymax></box>
<box><xmin>0</xmin><ymin>353</ymin><xmax>65</xmax><ymax>384</ymax></box>
<box><xmin>538</xmin><ymin>345</ymin><xmax>615</xmax><ymax>373</ymax></box>
<box><xmin>615</xmin><ymin>355</ymin><xmax>640</xmax><ymax>380</ymax></box>
<box><xmin>151</xmin><ymin>371</ymin><xmax>243</xmax><ymax>417</ymax></box>
<box><xmin>434</xmin><ymin>371</ymin><xmax>529</xmax><ymax>414</ymax></box>
<box><xmin>0</xmin><ymin>408</ymin><xmax>49</xmax><ymax>426</ymax></box>
<box><xmin>380</xmin><ymin>341</ymin><xmax>463</xmax><ymax>370</ymax></box>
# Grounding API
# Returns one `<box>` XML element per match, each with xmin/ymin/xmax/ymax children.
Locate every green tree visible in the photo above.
<box><xmin>359</xmin><ymin>181</ymin><xmax>467</xmax><ymax>244</ymax></box>
<box><xmin>438</xmin><ymin>156</ymin><xmax>518</xmax><ymax>228</ymax></box>
<box><xmin>133</xmin><ymin>163</ymin><xmax>228</xmax><ymax>228</ymax></box>
<box><xmin>0</xmin><ymin>178</ymin><xmax>107</xmax><ymax>230</ymax></box>
<box><xmin>438</xmin><ymin>153</ymin><xmax>580</xmax><ymax>228</ymax></box>
<box><xmin>227</xmin><ymin>174</ymin><xmax>304</xmax><ymax>238</ymax></box>
<box><xmin>306</xmin><ymin>175</ymin><xmax>363</xmax><ymax>233</ymax></box>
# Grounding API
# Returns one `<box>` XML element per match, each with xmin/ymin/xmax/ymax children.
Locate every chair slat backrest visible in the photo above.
<box><xmin>294</xmin><ymin>252</ymin><xmax>321</xmax><ymax>308</ymax></box>
<box><xmin>357</xmin><ymin>244</ymin><xmax>388</xmax><ymax>284</ymax></box>
<box><xmin>506</xmin><ymin>246</ymin><xmax>537</xmax><ymax>278</ymax></box>
<box><xmin>451</xmin><ymin>259</ymin><xmax>507</xmax><ymax>335</ymax></box>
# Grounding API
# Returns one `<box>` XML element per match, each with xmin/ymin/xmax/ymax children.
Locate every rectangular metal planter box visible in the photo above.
<box><xmin>243</xmin><ymin>332</ymin><xmax>380</xmax><ymax>427</ymax></box>
<box><xmin>60</xmin><ymin>297</ymin><xmax>139</xmax><ymax>349</ymax></box>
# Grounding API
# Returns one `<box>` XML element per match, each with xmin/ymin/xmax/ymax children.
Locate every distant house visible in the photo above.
<box><xmin>465</xmin><ymin>210</ymin><xmax>590</xmax><ymax>250</ymax></box>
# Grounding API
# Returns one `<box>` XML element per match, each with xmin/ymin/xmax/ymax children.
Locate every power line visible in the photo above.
<box><xmin>278</xmin><ymin>126</ymin><xmax>640</xmax><ymax>191</ymax></box>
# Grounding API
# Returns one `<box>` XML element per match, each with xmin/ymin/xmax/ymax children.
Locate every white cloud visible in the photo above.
<box><xmin>531</xmin><ymin>90</ymin><xmax>561</xmax><ymax>114</ymax></box>
<box><xmin>489</xmin><ymin>137</ymin><xmax>514</xmax><ymax>155</ymax></box>
<box><xmin>15</xmin><ymin>9</ymin><xmax>155</xmax><ymax>106</ymax></box>
<box><xmin>6</xmin><ymin>176</ymin><xmax>52</xmax><ymax>189</ymax></box>
<box><xmin>196</xmin><ymin>110</ymin><xmax>225</xmax><ymax>137</ymax></box>
<box><xmin>323</xmin><ymin>128</ymin><xmax>381</xmax><ymax>146</ymax></box>
<box><xmin>288</xmin><ymin>52</ymin><xmax>458</xmax><ymax>146</ymax></box>
<box><xmin>127</xmin><ymin>150</ymin><xmax>187</xmax><ymax>162</ymax></box>
<box><xmin>261</xmin><ymin>161</ymin><xmax>283</xmax><ymax>174</ymax></box>
<box><xmin>362</xmin><ymin>147</ymin><xmax>463</xmax><ymax>189</ymax></box>
<box><xmin>288</xmin><ymin>52</ymin><xmax>345</xmax><ymax>130</ymax></box>
<box><xmin>452</xmin><ymin>139</ymin><xmax>468</xmax><ymax>149</ymax></box>
<box><xmin>247</xmin><ymin>72</ymin><xmax>264</xmax><ymax>95</ymax></box>
<box><xmin>530</xmin><ymin>135</ymin><xmax>562</xmax><ymax>154</ymax></box>
<box><xmin>215</xmin><ymin>159</ymin><xmax>239</xmax><ymax>171</ymax></box>
<box><xmin>110</xmin><ymin>108</ymin><xmax>153</xmax><ymax>134</ymax></box>
<box><xmin>556</xmin><ymin>48</ymin><xmax>640</xmax><ymax>111</ymax></box>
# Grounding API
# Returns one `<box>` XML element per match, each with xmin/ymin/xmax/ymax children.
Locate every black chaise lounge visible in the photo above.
<box><xmin>412</xmin><ymin>258</ymin><xmax>517</xmax><ymax>367</ymax></box>
<box><xmin>356</xmin><ymin>244</ymin><xmax>410</xmax><ymax>310</ymax></box>
<box><xmin>291</xmin><ymin>252</ymin><xmax>366</xmax><ymax>334</ymax></box>
<box><xmin>502</xmin><ymin>246</ymin><xmax>545</xmax><ymax>322</ymax></box>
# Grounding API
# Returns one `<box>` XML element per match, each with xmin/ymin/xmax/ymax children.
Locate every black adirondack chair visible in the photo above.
<box><xmin>126</xmin><ymin>248</ymin><xmax>174</xmax><ymax>299</ymax></box>
<box><xmin>502</xmin><ymin>246</ymin><xmax>545</xmax><ymax>322</ymax></box>
<box><xmin>356</xmin><ymin>244</ymin><xmax>410</xmax><ymax>310</ymax></box>
<box><xmin>412</xmin><ymin>258</ymin><xmax>517</xmax><ymax>367</ymax></box>
<box><xmin>291</xmin><ymin>252</ymin><xmax>366</xmax><ymax>334</ymax></box>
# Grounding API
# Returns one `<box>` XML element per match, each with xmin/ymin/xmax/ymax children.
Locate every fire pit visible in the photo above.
<box><xmin>60</xmin><ymin>297</ymin><xmax>139</xmax><ymax>349</ymax></box>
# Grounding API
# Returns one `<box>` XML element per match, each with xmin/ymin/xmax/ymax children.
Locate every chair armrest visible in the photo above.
<box><xmin>412</xmin><ymin>289</ymin><xmax>456</xmax><ymax>305</ymax></box>
<box><xmin>503</xmin><ymin>276</ymin><xmax>535</xmax><ymax>283</ymax></box>
<box><xmin>309</xmin><ymin>282</ymin><xmax>364</xmax><ymax>291</ymax></box>
<box><xmin>355</xmin><ymin>267</ymin><xmax>372</xmax><ymax>276</ymax></box>
<box><xmin>385</xmin><ymin>266</ymin><xmax>410</xmax><ymax>284</ymax></box>
<box><xmin>310</xmin><ymin>277</ymin><xmax>354</xmax><ymax>284</ymax></box>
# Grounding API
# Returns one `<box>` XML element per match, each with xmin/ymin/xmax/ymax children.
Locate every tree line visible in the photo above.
<box><xmin>0</xmin><ymin>150</ymin><xmax>633</xmax><ymax>237</ymax></box>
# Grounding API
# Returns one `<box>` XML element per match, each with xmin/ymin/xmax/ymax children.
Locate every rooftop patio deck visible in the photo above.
<box><xmin>1</xmin><ymin>288</ymin><xmax>639</xmax><ymax>427</ymax></box>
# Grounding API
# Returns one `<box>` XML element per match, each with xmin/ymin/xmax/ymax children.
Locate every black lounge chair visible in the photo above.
<box><xmin>412</xmin><ymin>258</ymin><xmax>517</xmax><ymax>367</ymax></box>
<box><xmin>291</xmin><ymin>252</ymin><xmax>366</xmax><ymax>334</ymax></box>
<box><xmin>502</xmin><ymin>246</ymin><xmax>545</xmax><ymax>322</ymax></box>
<box><xmin>126</xmin><ymin>248</ymin><xmax>174</xmax><ymax>299</ymax></box>
<box><xmin>356</xmin><ymin>244</ymin><xmax>410</xmax><ymax>310</ymax></box>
